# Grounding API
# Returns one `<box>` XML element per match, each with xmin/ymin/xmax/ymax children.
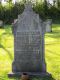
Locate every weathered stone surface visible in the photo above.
<box><xmin>11</xmin><ymin>1</ymin><xmax>48</xmax><ymax>76</ymax></box>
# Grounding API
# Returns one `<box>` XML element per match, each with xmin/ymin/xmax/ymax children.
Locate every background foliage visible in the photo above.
<box><xmin>0</xmin><ymin>2</ymin><xmax>24</xmax><ymax>24</ymax></box>
<box><xmin>0</xmin><ymin>0</ymin><xmax>60</xmax><ymax>24</ymax></box>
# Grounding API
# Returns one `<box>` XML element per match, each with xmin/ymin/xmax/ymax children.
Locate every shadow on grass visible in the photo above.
<box><xmin>46</xmin><ymin>49</ymin><xmax>60</xmax><ymax>57</ymax></box>
<box><xmin>1</xmin><ymin>32</ymin><xmax>12</xmax><ymax>36</ymax></box>
<box><xmin>46</xmin><ymin>31</ymin><xmax>60</xmax><ymax>39</ymax></box>
<box><xmin>0</xmin><ymin>44</ymin><xmax>13</xmax><ymax>60</ymax></box>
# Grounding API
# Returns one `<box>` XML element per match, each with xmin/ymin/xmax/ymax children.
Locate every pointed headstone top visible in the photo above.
<box><xmin>24</xmin><ymin>0</ymin><xmax>32</xmax><ymax>11</ymax></box>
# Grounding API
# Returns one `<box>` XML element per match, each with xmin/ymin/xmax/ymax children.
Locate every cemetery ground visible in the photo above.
<box><xmin>0</xmin><ymin>24</ymin><xmax>60</xmax><ymax>80</ymax></box>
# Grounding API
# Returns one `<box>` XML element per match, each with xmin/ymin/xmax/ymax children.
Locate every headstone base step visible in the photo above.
<box><xmin>8</xmin><ymin>72</ymin><xmax>51</xmax><ymax>78</ymax></box>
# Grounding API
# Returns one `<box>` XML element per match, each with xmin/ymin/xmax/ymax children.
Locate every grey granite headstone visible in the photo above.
<box><xmin>45</xmin><ymin>19</ymin><xmax>52</xmax><ymax>32</ymax></box>
<box><xmin>0</xmin><ymin>20</ymin><xmax>3</xmax><ymax>27</ymax></box>
<box><xmin>8</xmin><ymin>1</ymin><xmax>51</xmax><ymax>77</ymax></box>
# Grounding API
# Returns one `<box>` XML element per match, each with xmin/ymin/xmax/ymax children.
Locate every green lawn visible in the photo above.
<box><xmin>0</xmin><ymin>24</ymin><xmax>60</xmax><ymax>80</ymax></box>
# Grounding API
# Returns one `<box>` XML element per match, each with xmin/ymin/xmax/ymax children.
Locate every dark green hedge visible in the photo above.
<box><xmin>33</xmin><ymin>2</ymin><xmax>60</xmax><ymax>22</ymax></box>
<box><xmin>0</xmin><ymin>3</ymin><xmax>24</xmax><ymax>24</ymax></box>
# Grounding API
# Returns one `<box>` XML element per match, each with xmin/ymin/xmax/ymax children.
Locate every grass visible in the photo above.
<box><xmin>45</xmin><ymin>24</ymin><xmax>60</xmax><ymax>80</ymax></box>
<box><xmin>0</xmin><ymin>24</ymin><xmax>60</xmax><ymax>80</ymax></box>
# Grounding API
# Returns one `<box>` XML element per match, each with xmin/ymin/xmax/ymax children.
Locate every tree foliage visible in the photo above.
<box><xmin>0</xmin><ymin>0</ymin><xmax>60</xmax><ymax>24</ymax></box>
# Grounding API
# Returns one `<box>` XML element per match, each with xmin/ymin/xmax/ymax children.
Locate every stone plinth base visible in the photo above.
<box><xmin>8</xmin><ymin>72</ymin><xmax>51</xmax><ymax>78</ymax></box>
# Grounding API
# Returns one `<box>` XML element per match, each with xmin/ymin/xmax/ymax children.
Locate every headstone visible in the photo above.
<box><xmin>8</xmin><ymin>1</ymin><xmax>51</xmax><ymax>77</ymax></box>
<box><xmin>45</xmin><ymin>19</ymin><xmax>52</xmax><ymax>32</ymax></box>
<box><xmin>0</xmin><ymin>20</ymin><xmax>3</xmax><ymax>28</ymax></box>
